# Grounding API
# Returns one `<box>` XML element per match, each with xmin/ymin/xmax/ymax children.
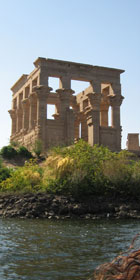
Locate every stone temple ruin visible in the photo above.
<box><xmin>9</xmin><ymin>58</ymin><xmax>125</xmax><ymax>152</ymax></box>
<box><xmin>127</xmin><ymin>134</ymin><xmax>140</xmax><ymax>152</ymax></box>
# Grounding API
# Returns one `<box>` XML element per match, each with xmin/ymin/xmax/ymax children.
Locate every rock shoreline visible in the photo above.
<box><xmin>0</xmin><ymin>193</ymin><xmax>140</xmax><ymax>219</ymax></box>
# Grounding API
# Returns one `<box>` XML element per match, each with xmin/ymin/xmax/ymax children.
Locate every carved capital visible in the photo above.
<box><xmin>28</xmin><ymin>92</ymin><xmax>37</xmax><ymax>104</ymax></box>
<box><xmin>56</xmin><ymin>88</ymin><xmax>75</xmax><ymax>100</ymax></box>
<box><xmin>33</xmin><ymin>85</ymin><xmax>52</xmax><ymax>99</ymax></box>
<box><xmin>8</xmin><ymin>109</ymin><xmax>16</xmax><ymax>119</ymax></box>
<box><xmin>53</xmin><ymin>113</ymin><xmax>59</xmax><ymax>120</ymax></box>
<box><xmin>21</xmin><ymin>98</ymin><xmax>29</xmax><ymax>109</ymax></box>
<box><xmin>109</xmin><ymin>95</ymin><xmax>124</xmax><ymax>107</ymax></box>
<box><xmin>85</xmin><ymin>108</ymin><xmax>100</xmax><ymax>125</ymax></box>
<box><xmin>87</xmin><ymin>92</ymin><xmax>102</xmax><ymax>109</ymax></box>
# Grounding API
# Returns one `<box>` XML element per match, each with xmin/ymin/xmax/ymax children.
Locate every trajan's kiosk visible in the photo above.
<box><xmin>9</xmin><ymin>58</ymin><xmax>124</xmax><ymax>152</ymax></box>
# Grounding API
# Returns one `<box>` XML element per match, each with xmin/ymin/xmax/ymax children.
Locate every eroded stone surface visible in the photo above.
<box><xmin>127</xmin><ymin>133</ymin><xmax>140</xmax><ymax>151</ymax></box>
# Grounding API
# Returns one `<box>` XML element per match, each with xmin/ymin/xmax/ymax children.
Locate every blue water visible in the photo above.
<box><xmin>0</xmin><ymin>218</ymin><xmax>140</xmax><ymax>280</ymax></box>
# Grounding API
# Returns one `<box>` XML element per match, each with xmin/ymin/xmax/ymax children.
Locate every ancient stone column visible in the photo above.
<box><xmin>100</xmin><ymin>103</ymin><xmax>109</xmax><ymax>127</ymax></box>
<box><xmin>59</xmin><ymin>76</ymin><xmax>71</xmax><ymax>89</ymax></box>
<box><xmin>74</xmin><ymin>119</ymin><xmax>80</xmax><ymax>140</ymax></box>
<box><xmin>8</xmin><ymin>109</ymin><xmax>16</xmax><ymax>136</ymax></box>
<box><xmin>85</xmin><ymin>92</ymin><xmax>101</xmax><ymax>146</ymax></box>
<box><xmin>22</xmin><ymin>98</ymin><xmax>29</xmax><ymax>132</ymax></box>
<box><xmin>29</xmin><ymin>92</ymin><xmax>37</xmax><ymax>130</ymax></box>
<box><xmin>16</xmin><ymin>108</ymin><xmax>23</xmax><ymax>133</ymax></box>
<box><xmin>33</xmin><ymin>85</ymin><xmax>52</xmax><ymax>148</ymax></box>
<box><xmin>56</xmin><ymin>88</ymin><xmax>75</xmax><ymax>144</ymax></box>
<box><xmin>56</xmin><ymin>89</ymin><xmax>74</xmax><ymax>116</ymax></box>
<box><xmin>109</xmin><ymin>95</ymin><xmax>124</xmax><ymax>128</ymax></box>
<box><xmin>81</xmin><ymin>116</ymin><xmax>88</xmax><ymax>141</ymax></box>
<box><xmin>109</xmin><ymin>94</ymin><xmax>124</xmax><ymax>150</ymax></box>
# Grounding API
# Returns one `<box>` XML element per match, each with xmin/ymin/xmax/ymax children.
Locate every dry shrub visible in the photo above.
<box><xmin>43</xmin><ymin>155</ymin><xmax>74</xmax><ymax>180</ymax></box>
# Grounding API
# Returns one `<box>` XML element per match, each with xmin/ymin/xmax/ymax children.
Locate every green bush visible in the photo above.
<box><xmin>1</xmin><ymin>140</ymin><xmax>140</xmax><ymax>198</ymax></box>
<box><xmin>0</xmin><ymin>156</ymin><xmax>3</xmax><ymax>169</ymax></box>
<box><xmin>0</xmin><ymin>145</ymin><xmax>18</xmax><ymax>159</ymax></box>
<box><xmin>18</xmin><ymin>146</ymin><xmax>32</xmax><ymax>158</ymax></box>
<box><xmin>42</xmin><ymin>140</ymin><xmax>114</xmax><ymax>197</ymax></box>
<box><xmin>0</xmin><ymin>167</ymin><xmax>12</xmax><ymax>183</ymax></box>
<box><xmin>0</xmin><ymin>160</ymin><xmax>43</xmax><ymax>192</ymax></box>
<box><xmin>42</xmin><ymin>140</ymin><xmax>140</xmax><ymax>198</ymax></box>
<box><xmin>102</xmin><ymin>157</ymin><xmax>133</xmax><ymax>195</ymax></box>
<box><xmin>10</xmin><ymin>140</ymin><xmax>20</xmax><ymax>148</ymax></box>
<box><xmin>0</xmin><ymin>156</ymin><xmax>12</xmax><ymax>183</ymax></box>
<box><xmin>0</xmin><ymin>144</ymin><xmax>32</xmax><ymax>159</ymax></box>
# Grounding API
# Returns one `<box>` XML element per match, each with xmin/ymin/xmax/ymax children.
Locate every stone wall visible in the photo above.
<box><xmin>0</xmin><ymin>193</ymin><xmax>140</xmax><ymax>219</ymax></box>
<box><xmin>127</xmin><ymin>133</ymin><xmax>140</xmax><ymax>152</ymax></box>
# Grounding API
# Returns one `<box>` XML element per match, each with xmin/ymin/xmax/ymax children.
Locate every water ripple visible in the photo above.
<box><xmin>0</xmin><ymin>219</ymin><xmax>140</xmax><ymax>279</ymax></box>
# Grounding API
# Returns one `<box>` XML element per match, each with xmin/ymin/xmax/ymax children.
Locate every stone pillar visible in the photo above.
<box><xmin>22</xmin><ymin>98</ymin><xmax>29</xmax><ymax>132</ymax></box>
<box><xmin>109</xmin><ymin>95</ymin><xmax>124</xmax><ymax>128</ymax></box>
<box><xmin>59</xmin><ymin>76</ymin><xmax>71</xmax><ymax>89</ymax></box>
<box><xmin>29</xmin><ymin>92</ymin><xmax>37</xmax><ymax>130</ymax></box>
<box><xmin>109</xmin><ymin>94</ymin><xmax>124</xmax><ymax>150</ymax></box>
<box><xmin>56</xmin><ymin>88</ymin><xmax>74</xmax><ymax>118</ymax></box>
<box><xmin>56</xmin><ymin>88</ymin><xmax>75</xmax><ymax>144</ymax></box>
<box><xmin>85</xmin><ymin>92</ymin><xmax>101</xmax><ymax>146</ymax></box>
<box><xmin>8</xmin><ymin>109</ymin><xmax>16</xmax><ymax>136</ymax></box>
<box><xmin>100</xmin><ymin>104</ymin><xmax>109</xmax><ymax>127</ymax></box>
<box><xmin>81</xmin><ymin>116</ymin><xmax>88</xmax><ymax>141</ymax></box>
<box><xmin>111</xmin><ymin>83</ymin><xmax>121</xmax><ymax>95</ymax></box>
<box><xmin>33</xmin><ymin>85</ymin><xmax>52</xmax><ymax>147</ymax></box>
<box><xmin>74</xmin><ymin>119</ymin><xmax>80</xmax><ymax>140</ymax></box>
<box><xmin>16</xmin><ymin>108</ymin><xmax>23</xmax><ymax>132</ymax></box>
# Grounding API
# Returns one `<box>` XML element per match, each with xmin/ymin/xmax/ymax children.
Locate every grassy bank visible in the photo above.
<box><xmin>0</xmin><ymin>140</ymin><xmax>140</xmax><ymax>199</ymax></box>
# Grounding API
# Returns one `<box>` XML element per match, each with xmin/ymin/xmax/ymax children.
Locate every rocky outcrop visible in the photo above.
<box><xmin>0</xmin><ymin>193</ymin><xmax>140</xmax><ymax>219</ymax></box>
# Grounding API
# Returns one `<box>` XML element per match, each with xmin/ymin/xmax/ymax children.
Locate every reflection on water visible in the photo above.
<box><xmin>0</xmin><ymin>218</ymin><xmax>140</xmax><ymax>280</ymax></box>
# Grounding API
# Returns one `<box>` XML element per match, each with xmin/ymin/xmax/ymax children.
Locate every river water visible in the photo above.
<box><xmin>0</xmin><ymin>218</ymin><xmax>140</xmax><ymax>280</ymax></box>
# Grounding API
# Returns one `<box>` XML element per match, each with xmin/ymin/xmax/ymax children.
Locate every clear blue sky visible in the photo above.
<box><xmin>0</xmin><ymin>0</ymin><xmax>140</xmax><ymax>148</ymax></box>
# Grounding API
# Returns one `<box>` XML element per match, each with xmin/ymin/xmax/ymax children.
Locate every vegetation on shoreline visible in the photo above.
<box><xmin>0</xmin><ymin>140</ymin><xmax>140</xmax><ymax>198</ymax></box>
